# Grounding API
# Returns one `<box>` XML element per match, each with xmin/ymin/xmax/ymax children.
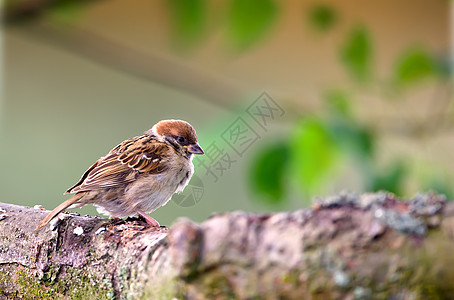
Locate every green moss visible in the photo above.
<box><xmin>203</xmin><ymin>273</ymin><xmax>236</xmax><ymax>299</ymax></box>
<box><xmin>0</xmin><ymin>266</ymin><xmax>116</xmax><ymax>299</ymax></box>
<box><xmin>41</xmin><ymin>264</ymin><xmax>61</xmax><ymax>285</ymax></box>
<box><xmin>281</xmin><ymin>269</ymin><xmax>300</xmax><ymax>286</ymax></box>
<box><xmin>0</xmin><ymin>270</ymin><xmax>13</xmax><ymax>296</ymax></box>
<box><xmin>118</xmin><ymin>266</ymin><xmax>130</xmax><ymax>281</ymax></box>
<box><xmin>141</xmin><ymin>276</ymin><xmax>181</xmax><ymax>300</ymax></box>
<box><xmin>175</xmin><ymin>269</ymin><xmax>238</xmax><ymax>300</ymax></box>
<box><xmin>16</xmin><ymin>270</ymin><xmax>56</xmax><ymax>299</ymax></box>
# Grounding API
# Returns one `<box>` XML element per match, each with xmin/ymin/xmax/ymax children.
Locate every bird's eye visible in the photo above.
<box><xmin>177</xmin><ymin>136</ymin><xmax>186</xmax><ymax>143</ymax></box>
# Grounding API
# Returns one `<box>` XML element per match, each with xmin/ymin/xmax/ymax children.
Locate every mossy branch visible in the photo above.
<box><xmin>0</xmin><ymin>192</ymin><xmax>453</xmax><ymax>299</ymax></box>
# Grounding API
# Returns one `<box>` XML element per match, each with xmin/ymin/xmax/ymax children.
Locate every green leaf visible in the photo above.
<box><xmin>168</xmin><ymin>0</ymin><xmax>206</xmax><ymax>48</ymax></box>
<box><xmin>227</xmin><ymin>0</ymin><xmax>278</xmax><ymax>50</ymax></box>
<box><xmin>307</xmin><ymin>4</ymin><xmax>337</xmax><ymax>32</ymax></box>
<box><xmin>291</xmin><ymin>119</ymin><xmax>338</xmax><ymax>193</ymax></box>
<box><xmin>340</xmin><ymin>25</ymin><xmax>372</xmax><ymax>82</ymax></box>
<box><xmin>48</xmin><ymin>0</ymin><xmax>85</xmax><ymax>24</ymax></box>
<box><xmin>328</xmin><ymin>118</ymin><xmax>374</xmax><ymax>160</ymax></box>
<box><xmin>424</xmin><ymin>176</ymin><xmax>454</xmax><ymax>200</ymax></box>
<box><xmin>249</xmin><ymin>142</ymin><xmax>290</xmax><ymax>204</ymax></box>
<box><xmin>323</xmin><ymin>90</ymin><xmax>374</xmax><ymax>160</ymax></box>
<box><xmin>324</xmin><ymin>89</ymin><xmax>352</xmax><ymax>118</ymax></box>
<box><xmin>369</xmin><ymin>162</ymin><xmax>406</xmax><ymax>195</ymax></box>
<box><xmin>392</xmin><ymin>47</ymin><xmax>437</xmax><ymax>88</ymax></box>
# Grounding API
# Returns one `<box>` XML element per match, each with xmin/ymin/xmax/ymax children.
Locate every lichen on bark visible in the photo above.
<box><xmin>0</xmin><ymin>192</ymin><xmax>453</xmax><ymax>299</ymax></box>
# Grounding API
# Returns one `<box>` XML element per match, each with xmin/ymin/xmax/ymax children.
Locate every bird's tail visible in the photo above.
<box><xmin>35</xmin><ymin>193</ymin><xmax>84</xmax><ymax>231</ymax></box>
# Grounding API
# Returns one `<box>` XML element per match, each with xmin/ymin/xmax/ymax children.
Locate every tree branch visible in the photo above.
<box><xmin>0</xmin><ymin>192</ymin><xmax>453</xmax><ymax>299</ymax></box>
<box><xmin>6</xmin><ymin>21</ymin><xmax>242</xmax><ymax>110</ymax></box>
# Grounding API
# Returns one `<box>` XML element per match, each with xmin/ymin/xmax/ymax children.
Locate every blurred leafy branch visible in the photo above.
<box><xmin>250</xmin><ymin>4</ymin><xmax>453</xmax><ymax>204</ymax></box>
<box><xmin>5</xmin><ymin>0</ymin><xmax>453</xmax><ymax>204</ymax></box>
<box><xmin>167</xmin><ymin>0</ymin><xmax>278</xmax><ymax>51</ymax></box>
<box><xmin>4</xmin><ymin>0</ymin><xmax>94</xmax><ymax>23</ymax></box>
<box><xmin>5</xmin><ymin>0</ymin><xmax>279</xmax><ymax>51</ymax></box>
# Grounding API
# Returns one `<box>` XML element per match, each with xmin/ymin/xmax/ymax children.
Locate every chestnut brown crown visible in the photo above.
<box><xmin>147</xmin><ymin>120</ymin><xmax>204</xmax><ymax>155</ymax></box>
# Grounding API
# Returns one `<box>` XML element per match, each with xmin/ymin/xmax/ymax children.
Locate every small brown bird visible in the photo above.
<box><xmin>36</xmin><ymin>119</ymin><xmax>204</xmax><ymax>230</ymax></box>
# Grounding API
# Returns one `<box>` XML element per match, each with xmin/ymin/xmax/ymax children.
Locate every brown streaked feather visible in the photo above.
<box><xmin>35</xmin><ymin>193</ymin><xmax>85</xmax><ymax>230</ymax></box>
<box><xmin>65</xmin><ymin>160</ymin><xmax>99</xmax><ymax>194</ymax></box>
<box><xmin>67</xmin><ymin>135</ymin><xmax>171</xmax><ymax>194</ymax></box>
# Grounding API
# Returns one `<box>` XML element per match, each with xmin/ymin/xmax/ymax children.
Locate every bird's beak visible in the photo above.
<box><xmin>186</xmin><ymin>143</ymin><xmax>204</xmax><ymax>155</ymax></box>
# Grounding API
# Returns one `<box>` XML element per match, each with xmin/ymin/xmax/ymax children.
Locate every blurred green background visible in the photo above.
<box><xmin>1</xmin><ymin>0</ymin><xmax>453</xmax><ymax>225</ymax></box>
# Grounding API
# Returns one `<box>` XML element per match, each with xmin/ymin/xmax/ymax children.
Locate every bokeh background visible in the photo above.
<box><xmin>2</xmin><ymin>0</ymin><xmax>453</xmax><ymax>225</ymax></box>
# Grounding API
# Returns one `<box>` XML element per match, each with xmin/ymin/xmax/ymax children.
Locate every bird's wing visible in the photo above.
<box><xmin>66</xmin><ymin>135</ymin><xmax>171</xmax><ymax>193</ymax></box>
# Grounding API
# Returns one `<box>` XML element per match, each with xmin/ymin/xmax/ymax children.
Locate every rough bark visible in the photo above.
<box><xmin>0</xmin><ymin>192</ymin><xmax>453</xmax><ymax>299</ymax></box>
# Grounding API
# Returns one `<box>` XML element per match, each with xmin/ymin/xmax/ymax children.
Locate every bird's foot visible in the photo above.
<box><xmin>137</xmin><ymin>210</ymin><xmax>160</xmax><ymax>226</ymax></box>
<box><xmin>110</xmin><ymin>217</ymin><xmax>125</xmax><ymax>225</ymax></box>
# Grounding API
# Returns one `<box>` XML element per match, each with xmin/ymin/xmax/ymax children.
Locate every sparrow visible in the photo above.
<box><xmin>35</xmin><ymin>119</ymin><xmax>204</xmax><ymax>230</ymax></box>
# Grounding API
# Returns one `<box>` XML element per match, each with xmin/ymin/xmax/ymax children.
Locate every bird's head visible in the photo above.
<box><xmin>147</xmin><ymin>119</ymin><xmax>204</xmax><ymax>157</ymax></box>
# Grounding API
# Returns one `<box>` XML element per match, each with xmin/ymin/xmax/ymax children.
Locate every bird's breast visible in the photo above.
<box><xmin>124</xmin><ymin>158</ymin><xmax>194</xmax><ymax>213</ymax></box>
